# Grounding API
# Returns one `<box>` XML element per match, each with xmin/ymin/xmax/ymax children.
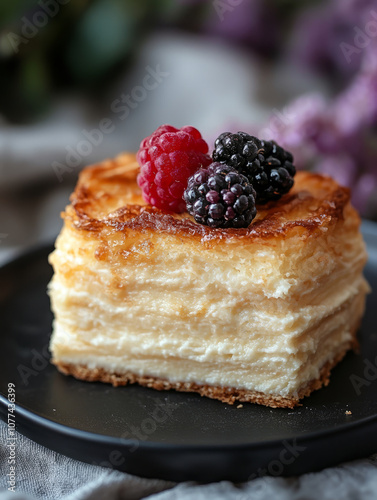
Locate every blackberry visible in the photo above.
<box><xmin>212</xmin><ymin>132</ymin><xmax>296</xmax><ymax>204</ymax></box>
<box><xmin>183</xmin><ymin>162</ymin><xmax>257</xmax><ymax>228</ymax></box>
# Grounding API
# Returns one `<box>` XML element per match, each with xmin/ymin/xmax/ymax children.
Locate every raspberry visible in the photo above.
<box><xmin>212</xmin><ymin>132</ymin><xmax>296</xmax><ymax>204</ymax></box>
<box><xmin>183</xmin><ymin>163</ymin><xmax>257</xmax><ymax>228</ymax></box>
<box><xmin>137</xmin><ymin>124</ymin><xmax>211</xmax><ymax>212</ymax></box>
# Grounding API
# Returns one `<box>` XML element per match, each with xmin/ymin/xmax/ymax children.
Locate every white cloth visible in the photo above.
<box><xmin>1</xmin><ymin>421</ymin><xmax>377</xmax><ymax>499</ymax></box>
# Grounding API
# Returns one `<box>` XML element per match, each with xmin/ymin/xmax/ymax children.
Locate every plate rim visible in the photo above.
<box><xmin>2</xmin><ymin>393</ymin><xmax>377</xmax><ymax>453</ymax></box>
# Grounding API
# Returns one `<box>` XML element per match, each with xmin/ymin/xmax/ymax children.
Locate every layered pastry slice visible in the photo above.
<box><xmin>48</xmin><ymin>153</ymin><xmax>369</xmax><ymax>408</ymax></box>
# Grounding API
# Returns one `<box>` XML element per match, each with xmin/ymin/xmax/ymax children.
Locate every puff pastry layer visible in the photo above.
<box><xmin>48</xmin><ymin>153</ymin><xmax>369</xmax><ymax>408</ymax></box>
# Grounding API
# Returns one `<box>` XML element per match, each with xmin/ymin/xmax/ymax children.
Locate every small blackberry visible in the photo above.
<box><xmin>183</xmin><ymin>162</ymin><xmax>257</xmax><ymax>228</ymax></box>
<box><xmin>212</xmin><ymin>132</ymin><xmax>296</xmax><ymax>204</ymax></box>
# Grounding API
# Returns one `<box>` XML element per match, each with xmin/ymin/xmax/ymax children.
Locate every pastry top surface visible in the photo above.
<box><xmin>65</xmin><ymin>152</ymin><xmax>354</xmax><ymax>242</ymax></box>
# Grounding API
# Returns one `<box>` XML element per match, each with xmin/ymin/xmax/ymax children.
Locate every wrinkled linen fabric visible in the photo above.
<box><xmin>1</xmin><ymin>422</ymin><xmax>377</xmax><ymax>500</ymax></box>
<box><xmin>0</xmin><ymin>422</ymin><xmax>377</xmax><ymax>500</ymax></box>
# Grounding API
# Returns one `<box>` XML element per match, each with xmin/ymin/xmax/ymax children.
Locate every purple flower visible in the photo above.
<box><xmin>289</xmin><ymin>0</ymin><xmax>377</xmax><ymax>78</ymax></box>
<box><xmin>316</xmin><ymin>155</ymin><xmax>357</xmax><ymax>189</ymax></box>
<box><xmin>333</xmin><ymin>45</ymin><xmax>377</xmax><ymax>135</ymax></box>
<box><xmin>262</xmin><ymin>43</ymin><xmax>377</xmax><ymax>216</ymax></box>
<box><xmin>354</xmin><ymin>174</ymin><xmax>377</xmax><ymax>215</ymax></box>
<box><xmin>260</xmin><ymin>94</ymin><xmax>328</xmax><ymax>169</ymax></box>
<box><xmin>204</xmin><ymin>0</ymin><xmax>280</xmax><ymax>55</ymax></box>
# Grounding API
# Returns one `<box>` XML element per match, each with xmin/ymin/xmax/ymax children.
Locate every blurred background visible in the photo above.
<box><xmin>0</xmin><ymin>0</ymin><xmax>376</xmax><ymax>261</ymax></box>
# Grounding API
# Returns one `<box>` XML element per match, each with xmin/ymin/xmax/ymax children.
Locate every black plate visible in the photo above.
<box><xmin>1</xmin><ymin>221</ymin><xmax>377</xmax><ymax>483</ymax></box>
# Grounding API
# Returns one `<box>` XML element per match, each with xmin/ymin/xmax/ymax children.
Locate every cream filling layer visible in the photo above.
<box><xmin>50</xmin><ymin>278</ymin><xmax>368</xmax><ymax>397</ymax></box>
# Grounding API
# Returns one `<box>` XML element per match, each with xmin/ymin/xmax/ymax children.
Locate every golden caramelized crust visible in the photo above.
<box><xmin>65</xmin><ymin>153</ymin><xmax>353</xmax><ymax>241</ymax></box>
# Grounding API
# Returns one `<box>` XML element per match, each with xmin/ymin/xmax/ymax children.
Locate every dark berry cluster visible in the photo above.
<box><xmin>212</xmin><ymin>132</ymin><xmax>296</xmax><ymax>204</ymax></box>
<box><xmin>184</xmin><ymin>163</ymin><xmax>257</xmax><ymax>228</ymax></box>
<box><xmin>137</xmin><ymin>124</ymin><xmax>296</xmax><ymax>230</ymax></box>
